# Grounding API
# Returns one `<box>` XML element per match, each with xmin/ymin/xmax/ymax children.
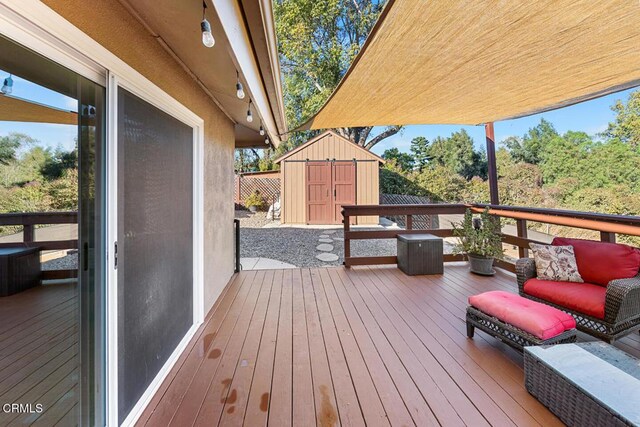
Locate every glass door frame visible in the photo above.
<box><xmin>0</xmin><ymin>3</ymin><xmax>205</xmax><ymax>425</ymax></box>
<box><xmin>106</xmin><ymin>73</ymin><xmax>205</xmax><ymax>426</ymax></box>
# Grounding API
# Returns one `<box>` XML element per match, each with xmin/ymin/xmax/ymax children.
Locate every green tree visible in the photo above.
<box><xmin>504</xmin><ymin>118</ymin><xmax>559</xmax><ymax>164</ymax></box>
<box><xmin>414</xmin><ymin>165</ymin><xmax>468</xmax><ymax>202</ymax></box>
<box><xmin>382</xmin><ymin>147</ymin><xmax>414</xmax><ymax>172</ymax></box>
<box><xmin>41</xmin><ymin>145</ymin><xmax>77</xmax><ymax>179</ymax></box>
<box><xmin>426</xmin><ymin>130</ymin><xmax>486</xmax><ymax>179</ymax></box>
<box><xmin>604</xmin><ymin>90</ymin><xmax>640</xmax><ymax>148</ymax></box>
<box><xmin>275</xmin><ymin>0</ymin><xmax>401</xmax><ymax>149</ymax></box>
<box><xmin>0</xmin><ymin>133</ymin><xmax>36</xmax><ymax>165</ymax></box>
<box><xmin>379</xmin><ymin>162</ymin><xmax>432</xmax><ymax>197</ymax></box>
<box><xmin>410</xmin><ymin>136</ymin><xmax>430</xmax><ymax>171</ymax></box>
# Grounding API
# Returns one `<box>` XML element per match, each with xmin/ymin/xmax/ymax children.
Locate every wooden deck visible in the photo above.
<box><xmin>138</xmin><ymin>264</ymin><xmax>640</xmax><ymax>426</ymax></box>
<box><xmin>0</xmin><ymin>282</ymin><xmax>78</xmax><ymax>427</ymax></box>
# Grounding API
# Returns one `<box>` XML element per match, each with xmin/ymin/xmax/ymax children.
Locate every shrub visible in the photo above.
<box><xmin>452</xmin><ymin>208</ymin><xmax>504</xmax><ymax>259</ymax></box>
<box><xmin>244</xmin><ymin>190</ymin><xmax>266</xmax><ymax>210</ymax></box>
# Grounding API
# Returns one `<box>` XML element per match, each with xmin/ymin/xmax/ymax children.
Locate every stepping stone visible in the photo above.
<box><xmin>324</xmin><ymin>230</ymin><xmax>337</xmax><ymax>235</ymax></box>
<box><xmin>318</xmin><ymin>238</ymin><xmax>333</xmax><ymax>243</ymax></box>
<box><xmin>316</xmin><ymin>244</ymin><xmax>334</xmax><ymax>252</ymax></box>
<box><xmin>316</xmin><ymin>253</ymin><xmax>339</xmax><ymax>262</ymax></box>
<box><xmin>333</xmin><ymin>237</ymin><xmax>342</xmax><ymax>241</ymax></box>
<box><xmin>319</xmin><ymin>234</ymin><xmax>330</xmax><ymax>239</ymax></box>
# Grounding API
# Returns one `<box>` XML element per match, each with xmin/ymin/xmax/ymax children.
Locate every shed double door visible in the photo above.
<box><xmin>305</xmin><ymin>161</ymin><xmax>356</xmax><ymax>224</ymax></box>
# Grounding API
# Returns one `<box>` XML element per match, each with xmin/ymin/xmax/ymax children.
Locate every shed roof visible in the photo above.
<box><xmin>298</xmin><ymin>0</ymin><xmax>640</xmax><ymax>129</ymax></box>
<box><xmin>275</xmin><ymin>130</ymin><xmax>385</xmax><ymax>163</ymax></box>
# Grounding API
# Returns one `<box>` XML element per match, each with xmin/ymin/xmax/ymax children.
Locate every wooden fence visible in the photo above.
<box><xmin>342</xmin><ymin>203</ymin><xmax>640</xmax><ymax>271</ymax></box>
<box><xmin>0</xmin><ymin>211</ymin><xmax>78</xmax><ymax>280</ymax></box>
<box><xmin>380</xmin><ymin>193</ymin><xmax>438</xmax><ymax>228</ymax></box>
<box><xmin>234</xmin><ymin>174</ymin><xmax>280</xmax><ymax>207</ymax></box>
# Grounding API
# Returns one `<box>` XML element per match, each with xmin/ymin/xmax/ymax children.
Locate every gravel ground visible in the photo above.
<box><xmin>235</xmin><ymin>210</ymin><xmax>273</xmax><ymax>228</ymax></box>
<box><xmin>239</xmin><ymin>223</ymin><xmax>455</xmax><ymax>268</ymax></box>
<box><xmin>42</xmin><ymin>253</ymin><xmax>78</xmax><ymax>270</ymax></box>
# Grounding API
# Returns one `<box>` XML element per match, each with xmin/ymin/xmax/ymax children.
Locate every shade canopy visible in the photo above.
<box><xmin>300</xmin><ymin>0</ymin><xmax>640</xmax><ymax>129</ymax></box>
<box><xmin>0</xmin><ymin>95</ymin><xmax>77</xmax><ymax>125</ymax></box>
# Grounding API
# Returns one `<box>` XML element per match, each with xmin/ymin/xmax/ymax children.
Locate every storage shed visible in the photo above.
<box><xmin>275</xmin><ymin>130</ymin><xmax>384</xmax><ymax>225</ymax></box>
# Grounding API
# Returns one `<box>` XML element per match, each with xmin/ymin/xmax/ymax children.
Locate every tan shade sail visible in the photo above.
<box><xmin>0</xmin><ymin>95</ymin><xmax>77</xmax><ymax>125</ymax></box>
<box><xmin>300</xmin><ymin>0</ymin><xmax>640</xmax><ymax>129</ymax></box>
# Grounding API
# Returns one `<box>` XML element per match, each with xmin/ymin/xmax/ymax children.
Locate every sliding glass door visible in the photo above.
<box><xmin>0</xmin><ymin>35</ymin><xmax>105</xmax><ymax>426</ymax></box>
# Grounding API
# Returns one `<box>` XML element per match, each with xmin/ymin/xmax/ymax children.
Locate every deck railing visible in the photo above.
<box><xmin>0</xmin><ymin>211</ymin><xmax>78</xmax><ymax>280</ymax></box>
<box><xmin>342</xmin><ymin>203</ymin><xmax>640</xmax><ymax>272</ymax></box>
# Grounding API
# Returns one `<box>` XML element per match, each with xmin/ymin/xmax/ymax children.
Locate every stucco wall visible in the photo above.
<box><xmin>43</xmin><ymin>0</ymin><xmax>235</xmax><ymax>312</ymax></box>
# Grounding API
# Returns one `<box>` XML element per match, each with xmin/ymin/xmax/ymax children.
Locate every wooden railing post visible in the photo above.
<box><xmin>23</xmin><ymin>224</ymin><xmax>34</xmax><ymax>243</ymax></box>
<box><xmin>343</xmin><ymin>209</ymin><xmax>351</xmax><ymax>268</ymax></box>
<box><xmin>406</xmin><ymin>214</ymin><xmax>413</xmax><ymax>230</ymax></box>
<box><xmin>516</xmin><ymin>219</ymin><xmax>528</xmax><ymax>258</ymax></box>
<box><xmin>600</xmin><ymin>231</ymin><xmax>616</xmax><ymax>243</ymax></box>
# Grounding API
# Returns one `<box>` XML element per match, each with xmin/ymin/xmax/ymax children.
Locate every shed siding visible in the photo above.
<box><xmin>282</xmin><ymin>161</ymin><xmax>306</xmax><ymax>224</ymax></box>
<box><xmin>281</xmin><ymin>132</ymin><xmax>380</xmax><ymax>224</ymax></box>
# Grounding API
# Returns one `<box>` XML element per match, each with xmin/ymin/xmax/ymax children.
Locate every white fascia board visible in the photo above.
<box><xmin>212</xmin><ymin>0</ymin><xmax>282</xmax><ymax>146</ymax></box>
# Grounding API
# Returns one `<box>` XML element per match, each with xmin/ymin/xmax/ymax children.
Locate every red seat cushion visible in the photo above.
<box><xmin>468</xmin><ymin>290</ymin><xmax>576</xmax><ymax>340</ymax></box>
<box><xmin>552</xmin><ymin>237</ymin><xmax>640</xmax><ymax>286</ymax></box>
<box><xmin>523</xmin><ymin>278</ymin><xmax>606</xmax><ymax>320</ymax></box>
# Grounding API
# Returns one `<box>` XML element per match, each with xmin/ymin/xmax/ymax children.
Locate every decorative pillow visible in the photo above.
<box><xmin>529</xmin><ymin>243</ymin><xmax>584</xmax><ymax>283</ymax></box>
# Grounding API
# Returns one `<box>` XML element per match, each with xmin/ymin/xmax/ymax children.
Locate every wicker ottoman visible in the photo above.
<box><xmin>466</xmin><ymin>291</ymin><xmax>577</xmax><ymax>352</ymax></box>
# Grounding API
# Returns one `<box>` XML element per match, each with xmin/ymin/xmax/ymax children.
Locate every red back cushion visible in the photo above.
<box><xmin>552</xmin><ymin>237</ymin><xmax>640</xmax><ymax>286</ymax></box>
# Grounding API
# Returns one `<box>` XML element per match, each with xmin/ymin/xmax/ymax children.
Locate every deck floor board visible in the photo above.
<box><xmin>139</xmin><ymin>264</ymin><xmax>640</xmax><ymax>426</ymax></box>
<box><xmin>0</xmin><ymin>282</ymin><xmax>78</xmax><ymax>427</ymax></box>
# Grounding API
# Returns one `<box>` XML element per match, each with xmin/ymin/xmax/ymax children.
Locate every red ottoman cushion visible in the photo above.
<box><xmin>523</xmin><ymin>278</ymin><xmax>606</xmax><ymax>320</ymax></box>
<box><xmin>469</xmin><ymin>290</ymin><xmax>576</xmax><ymax>340</ymax></box>
<box><xmin>552</xmin><ymin>237</ymin><xmax>640</xmax><ymax>286</ymax></box>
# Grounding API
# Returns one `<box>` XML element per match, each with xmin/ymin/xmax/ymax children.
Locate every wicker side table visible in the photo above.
<box><xmin>525</xmin><ymin>342</ymin><xmax>640</xmax><ymax>426</ymax></box>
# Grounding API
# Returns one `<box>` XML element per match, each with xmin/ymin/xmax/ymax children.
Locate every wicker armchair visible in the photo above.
<box><xmin>516</xmin><ymin>258</ymin><xmax>640</xmax><ymax>343</ymax></box>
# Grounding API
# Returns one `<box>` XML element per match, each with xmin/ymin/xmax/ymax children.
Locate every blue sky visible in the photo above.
<box><xmin>369</xmin><ymin>88</ymin><xmax>636</xmax><ymax>156</ymax></box>
<box><xmin>0</xmin><ymin>69</ymin><xmax>77</xmax><ymax>152</ymax></box>
<box><xmin>1</xmin><ymin>67</ymin><xmax>636</xmax><ymax>156</ymax></box>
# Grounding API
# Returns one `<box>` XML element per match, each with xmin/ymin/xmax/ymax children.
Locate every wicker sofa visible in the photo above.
<box><xmin>516</xmin><ymin>237</ymin><xmax>640</xmax><ymax>343</ymax></box>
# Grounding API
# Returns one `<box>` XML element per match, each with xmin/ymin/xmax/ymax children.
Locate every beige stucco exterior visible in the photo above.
<box><xmin>278</xmin><ymin>131</ymin><xmax>382</xmax><ymax>225</ymax></box>
<box><xmin>44</xmin><ymin>0</ymin><xmax>236</xmax><ymax>312</ymax></box>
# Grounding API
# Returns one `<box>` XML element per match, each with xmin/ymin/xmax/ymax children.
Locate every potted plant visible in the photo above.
<box><xmin>451</xmin><ymin>208</ymin><xmax>503</xmax><ymax>275</ymax></box>
<box><xmin>244</xmin><ymin>190</ymin><xmax>265</xmax><ymax>213</ymax></box>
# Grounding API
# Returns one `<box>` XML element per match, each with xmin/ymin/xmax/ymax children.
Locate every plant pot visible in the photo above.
<box><xmin>467</xmin><ymin>254</ymin><xmax>495</xmax><ymax>276</ymax></box>
<box><xmin>248</xmin><ymin>206</ymin><xmax>257</xmax><ymax>213</ymax></box>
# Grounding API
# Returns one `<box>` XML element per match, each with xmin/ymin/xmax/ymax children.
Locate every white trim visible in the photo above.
<box><xmin>111</xmin><ymin>76</ymin><xmax>205</xmax><ymax>427</ymax></box>
<box><xmin>106</xmin><ymin>71</ymin><xmax>119</xmax><ymax>427</ymax></box>
<box><xmin>120</xmin><ymin>323</ymin><xmax>201</xmax><ymax>427</ymax></box>
<box><xmin>193</xmin><ymin>124</ymin><xmax>205</xmax><ymax>324</ymax></box>
<box><xmin>212</xmin><ymin>0</ymin><xmax>281</xmax><ymax>145</ymax></box>
<box><xmin>0</xmin><ymin>2</ymin><xmax>104</xmax><ymax>84</ymax></box>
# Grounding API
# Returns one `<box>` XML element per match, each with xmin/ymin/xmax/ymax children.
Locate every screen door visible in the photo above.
<box><xmin>116</xmin><ymin>87</ymin><xmax>194</xmax><ymax>423</ymax></box>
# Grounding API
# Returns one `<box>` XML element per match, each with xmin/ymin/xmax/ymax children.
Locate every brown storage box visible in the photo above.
<box><xmin>0</xmin><ymin>247</ymin><xmax>41</xmax><ymax>297</ymax></box>
<box><xmin>397</xmin><ymin>234</ymin><xmax>443</xmax><ymax>275</ymax></box>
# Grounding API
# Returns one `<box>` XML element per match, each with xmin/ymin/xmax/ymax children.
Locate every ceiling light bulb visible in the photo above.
<box><xmin>246</xmin><ymin>108</ymin><xmax>253</xmax><ymax>123</ymax></box>
<box><xmin>265</xmin><ymin>137</ymin><xmax>269</xmax><ymax>145</ymax></box>
<box><xmin>201</xmin><ymin>19</ymin><xmax>215</xmax><ymax>48</ymax></box>
<box><xmin>259</xmin><ymin>125</ymin><xmax>265</xmax><ymax>136</ymax></box>
<box><xmin>236</xmin><ymin>82</ymin><xmax>245</xmax><ymax>99</ymax></box>
<box><xmin>1</xmin><ymin>75</ymin><xmax>13</xmax><ymax>95</ymax></box>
